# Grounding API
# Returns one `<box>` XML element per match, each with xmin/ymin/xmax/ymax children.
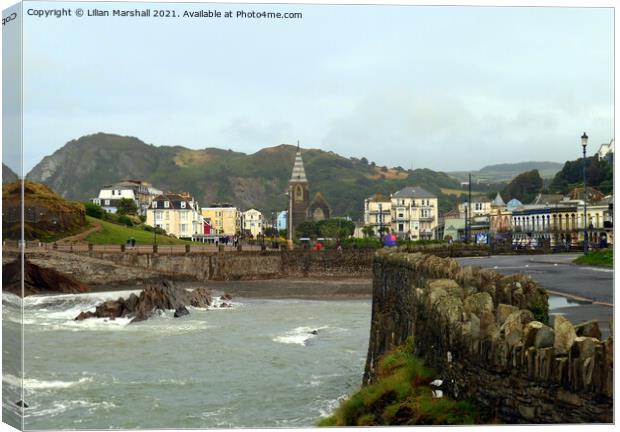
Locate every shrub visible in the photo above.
<box><xmin>84</xmin><ymin>202</ymin><xmax>105</xmax><ymax>219</ymax></box>
<box><xmin>117</xmin><ymin>215</ymin><xmax>134</xmax><ymax>227</ymax></box>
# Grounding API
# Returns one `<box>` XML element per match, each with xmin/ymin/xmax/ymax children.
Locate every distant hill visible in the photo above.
<box><xmin>27</xmin><ymin>133</ymin><xmax>465</xmax><ymax>217</ymax></box>
<box><xmin>447</xmin><ymin>161</ymin><xmax>563</xmax><ymax>184</ymax></box>
<box><xmin>2</xmin><ymin>163</ymin><xmax>18</xmax><ymax>184</ymax></box>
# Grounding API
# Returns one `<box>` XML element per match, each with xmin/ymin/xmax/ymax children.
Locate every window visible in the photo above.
<box><xmin>181</xmin><ymin>202</ymin><xmax>186</xmax><ymax>209</ymax></box>
<box><xmin>398</xmin><ymin>223</ymin><xmax>404</xmax><ymax>232</ymax></box>
<box><xmin>165</xmin><ymin>211</ymin><xmax>170</xmax><ymax>220</ymax></box>
<box><xmin>164</xmin><ymin>201</ymin><xmax>170</xmax><ymax>208</ymax></box>
<box><xmin>181</xmin><ymin>224</ymin><xmax>188</xmax><ymax>233</ymax></box>
<box><xmin>155</xmin><ymin>211</ymin><xmax>162</xmax><ymax>221</ymax></box>
<box><xmin>153</xmin><ymin>202</ymin><xmax>157</xmax><ymax>208</ymax></box>
<box><xmin>181</xmin><ymin>212</ymin><xmax>188</xmax><ymax>221</ymax></box>
<box><xmin>104</xmin><ymin>200</ymin><xmax>110</xmax><ymax>206</ymax></box>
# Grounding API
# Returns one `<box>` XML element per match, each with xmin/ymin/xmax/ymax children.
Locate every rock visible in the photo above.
<box><xmin>436</xmin><ymin>295</ymin><xmax>463</xmax><ymax>323</ymax></box>
<box><xmin>220</xmin><ymin>302</ymin><xmax>232</xmax><ymax>308</ymax></box>
<box><xmin>174</xmin><ymin>306</ymin><xmax>189</xmax><ymax>318</ymax></box>
<box><xmin>74</xmin><ymin>280</ymin><xmax>201</xmax><ymax>323</ymax></box>
<box><xmin>15</xmin><ymin>400</ymin><xmax>28</xmax><ymax>408</ymax></box>
<box><xmin>479</xmin><ymin>311</ymin><xmax>496</xmax><ymax>337</ymax></box>
<box><xmin>534</xmin><ymin>325</ymin><xmax>555</xmax><ymax>348</ymax></box>
<box><xmin>190</xmin><ymin>287</ymin><xmax>212</xmax><ymax>307</ymax></box>
<box><xmin>554</xmin><ymin>315</ymin><xmax>577</xmax><ymax>355</ymax></box>
<box><xmin>428</xmin><ymin>279</ymin><xmax>462</xmax><ymax>298</ymax></box>
<box><xmin>501</xmin><ymin>310</ymin><xmax>534</xmax><ymax>347</ymax></box>
<box><xmin>572</xmin><ymin>336</ymin><xmax>597</xmax><ymax>358</ymax></box>
<box><xmin>523</xmin><ymin>321</ymin><xmax>544</xmax><ymax>348</ymax></box>
<box><xmin>309</xmin><ymin>330</ymin><xmax>319</xmax><ymax>335</ymax></box>
<box><xmin>3</xmin><ymin>259</ymin><xmax>89</xmax><ymax>297</ymax></box>
<box><xmin>574</xmin><ymin>320</ymin><xmax>602</xmax><ymax>340</ymax></box>
<box><xmin>220</xmin><ymin>292</ymin><xmax>233</xmax><ymax>301</ymax></box>
<box><xmin>496</xmin><ymin>304</ymin><xmax>519</xmax><ymax>325</ymax></box>
<box><xmin>463</xmin><ymin>292</ymin><xmax>494</xmax><ymax>318</ymax></box>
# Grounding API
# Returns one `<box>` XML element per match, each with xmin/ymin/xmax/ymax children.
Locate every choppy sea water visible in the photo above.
<box><xmin>2</xmin><ymin>289</ymin><xmax>371</xmax><ymax>429</ymax></box>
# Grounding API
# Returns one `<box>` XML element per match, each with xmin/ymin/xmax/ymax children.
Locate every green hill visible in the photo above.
<box><xmin>85</xmin><ymin>216</ymin><xmax>191</xmax><ymax>245</ymax></box>
<box><xmin>27</xmin><ymin>133</ymin><xmax>465</xmax><ymax>217</ymax></box>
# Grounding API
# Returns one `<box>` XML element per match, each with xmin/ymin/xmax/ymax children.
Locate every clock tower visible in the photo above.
<box><xmin>288</xmin><ymin>142</ymin><xmax>310</xmax><ymax>242</ymax></box>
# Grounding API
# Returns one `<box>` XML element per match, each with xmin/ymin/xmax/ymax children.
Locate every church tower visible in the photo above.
<box><xmin>288</xmin><ymin>143</ymin><xmax>310</xmax><ymax>241</ymax></box>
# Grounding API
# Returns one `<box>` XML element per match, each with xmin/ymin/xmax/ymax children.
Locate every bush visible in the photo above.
<box><xmin>84</xmin><ymin>202</ymin><xmax>105</xmax><ymax>219</ymax></box>
<box><xmin>117</xmin><ymin>215</ymin><xmax>134</xmax><ymax>227</ymax></box>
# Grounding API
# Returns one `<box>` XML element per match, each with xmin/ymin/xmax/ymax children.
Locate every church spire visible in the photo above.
<box><xmin>290</xmin><ymin>143</ymin><xmax>307</xmax><ymax>182</ymax></box>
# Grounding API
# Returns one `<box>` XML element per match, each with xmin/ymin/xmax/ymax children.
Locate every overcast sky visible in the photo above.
<box><xmin>13</xmin><ymin>2</ymin><xmax>615</xmax><ymax>173</ymax></box>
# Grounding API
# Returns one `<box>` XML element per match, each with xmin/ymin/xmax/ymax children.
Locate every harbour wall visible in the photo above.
<box><xmin>365</xmin><ymin>249</ymin><xmax>613</xmax><ymax>423</ymax></box>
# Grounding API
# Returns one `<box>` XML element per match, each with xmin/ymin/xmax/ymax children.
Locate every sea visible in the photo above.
<box><xmin>2</xmin><ymin>288</ymin><xmax>372</xmax><ymax>430</ymax></box>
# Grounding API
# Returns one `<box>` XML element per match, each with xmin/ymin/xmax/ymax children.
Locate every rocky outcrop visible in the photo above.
<box><xmin>3</xmin><ymin>259</ymin><xmax>89</xmax><ymax>297</ymax></box>
<box><xmin>74</xmin><ymin>281</ymin><xmax>212</xmax><ymax>323</ymax></box>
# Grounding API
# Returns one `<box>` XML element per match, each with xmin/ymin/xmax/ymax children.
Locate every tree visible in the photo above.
<box><xmin>117</xmin><ymin>198</ymin><xmax>138</xmax><ymax>215</ymax></box>
<box><xmin>501</xmin><ymin>170</ymin><xmax>543</xmax><ymax>204</ymax></box>
<box><xmin>84</xmin><ymin>202</ymin><xmax>105</xmax><ymax>219</ymax></box>
<box><xmin>295</xmin><ymin>221</ymin><xmax>318</xmax><ymax>239</ymax></box>
<box><xmin>317</xmin><ymin>218</ymin><xmax>355</xmax><ymax>240</ymax></box>
<box><xmin>549</xmin><ymin>156</ymin><xmax>613</xmax><ymax>195</ymax></box>
<box><xmin>362</xmin><ymin>226</ymin><xmax>375</xmax><ymax>238</ymax></box>
<box><xmin>360</xmin><ymin>157</ymin><xmax>368</xmax><ymax>165</ymax></box>
<box><xmin>264</xmin><ymin>227</ymin><xmax>279</xmax><ymax>237</ymax></box>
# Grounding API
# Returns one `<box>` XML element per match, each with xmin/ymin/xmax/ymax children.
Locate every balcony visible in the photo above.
<box><xmin>418</xmin><ymin>216</ymin><xmax>434</xmax><ymax>222</ymax></box>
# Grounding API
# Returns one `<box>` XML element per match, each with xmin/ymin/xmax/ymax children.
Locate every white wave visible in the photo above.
<box><xmin>26</xmin><ymin>399</ymin><xmax>116</xmax><ymax>418</ymax></box>
<box><xmin>3</xmin><ymin>374</ymin><xmax>93</xmax><ymax>390</ymax></box>
<box><xmin>2</xmin><ymin>292</ymin><xmax>23</xmax><ymax>308</ymax></box>
<box><xmin>273</xmin><ymin>326</ymin><xmax>329</xmax><ymax>346</ymax></box>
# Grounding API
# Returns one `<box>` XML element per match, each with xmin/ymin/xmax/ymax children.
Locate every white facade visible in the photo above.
<box><xmin>92</xmin><ymin>180</ymin><xmax>162</xmax><ymax>215</ymax></box>
<box><xmin>241</xmin><ymin>208</ymin><xmax>264</xmax><ymax>237</ymax></box>
<box><xmin>389</xmin><ymin>187</ymin><xmax>439</xmax><ymax>240</ymax></box>
<box><xmin>597</xmin><ymin>139</ymin><xmax>614</xmax><ymax>160</ymax></box>
<box><xmin>146</xmin><ymin>193</ymin><xmax>203</xmax><ymax>238</ymax></box>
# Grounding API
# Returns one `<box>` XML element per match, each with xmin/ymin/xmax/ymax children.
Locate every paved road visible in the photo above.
<box><xmin>456</xmin><ymin>254</ymin><xmax>613</xmax><ymax>305</ymax></box>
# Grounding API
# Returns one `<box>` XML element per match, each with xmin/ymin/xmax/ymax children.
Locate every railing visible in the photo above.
<box><xmin>2</xmin><ymin>242</ymin><xmax>266</xmax><ymax>254</ymax></box>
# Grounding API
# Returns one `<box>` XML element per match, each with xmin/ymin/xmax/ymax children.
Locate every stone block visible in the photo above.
<box><xmin>428</xmin><ymin>278</ymin><xmax>462</xmax><ymax>299</ymax></box>
<box><xmin>556</xmin><ymin>388</ymin><xmax>582</xmax><ymax>407</ymax></box>
<box><xmin>464</xmin><ymin>291</ymin><xmax>494</xmax><ymax>317</ymax></box>
<box><xmin>518</xmin><ymin>404</ymin><xmax>536</xmax><ymax>420</ymax></box>
<box><xmin>534</xmin><ymin>325</ymin><xmax>554</xmax><ymax>349</ymax></box>
<box><xmin>574</xmin><ymin>320</ymin><xmax>602</xmax><ymax>340</ymax></box>
<box><xmin>554</xmin><ymin>315</ymin><xmax>577</xmax><ymax>355</ymax></box>
<box><xmin>497</xmin><ymin>303</ymin><xmax>519</xmax><ymax>325</ymax></box>
<box><xmin>470</xmin><ymin>313</ymin><xmax>481</xmax><ymax>340</ymax></box>
<box><xmin>480</xmin><ymin>311</ymin><xmax>496</xmax><ymax>337</ymax></box>
<box><xmin>523</xmin><ymin>321</ymin><xmax>544</xmax><ymax>348</ymax></box>
<box><xmin>501</xmin><ymin>310</ymin><xmax>534</xmax><ymax>347</ymax></box>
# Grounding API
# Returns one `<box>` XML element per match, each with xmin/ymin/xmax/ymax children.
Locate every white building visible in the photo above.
<box><xmin>145</xmin><ymin>192</ymin><xmax>203</xmax><ymax>239</ymax></box>
<box><xmin>597</xmin><ymin>139</ymin><xmax>614</xmax><ymax>161</ymax></box>
<box><xmin>91</xmin><ymin>180</ymin><xmax>162</xmax><ymax>215</ymax></box>
<box><xmin>390</xmin><ymin>186</ymin><xmax>439</xmax><ymax>240</ymax></box>
<box><xmin>241</xmin><ymin>208</ymin><xmax>264</xmax><ymax>237</ymax></box>
<box><xmin>363</xmin><ymin>193</ymin><xmax>392</xmax><ymax>237</ymax></box>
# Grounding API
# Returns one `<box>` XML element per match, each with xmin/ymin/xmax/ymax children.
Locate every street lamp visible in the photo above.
<box><xmin>581</xmin><ymin>132</ymin><xmax>588</xmax><ymax>255</ymax></box>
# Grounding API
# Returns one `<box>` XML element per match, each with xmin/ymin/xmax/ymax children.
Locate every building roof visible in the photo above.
<box><xmin>506</xmin><ymin>198</ymin><xmax>523</xmax><ymax>209</ymax></box>
<box><xmin>569</xmin><ymin>187</ymin><xmax>605</xmax><ymax>202</ymax></box>
<box><xmin>151</xmin><ymin>193</ymin><xmax>196</xmax><ymax>209</ymax></box>
<box><xmin>444</xmin><ymin>209</ymin><xmax>461</xmax><ymax>218</ymax></box>
<box><xmin>491</xmin><ymin>192</ymin><xmax>505</xmax><ymax>206</ymax></box>
<box><xmin>310</xmin><ymin>192</ymin><xmax>330</xmax><ymax>207</ymax></box>
<box><xmin>392</xmin><ymin>186</ymin><xmax>435</xmax><ymax>199</ymax></box>
<box><xmin>531</xmin><ymin>193</ymin><xmax>565</xmax><ymax>205</ymax></box>
<box><xmin>290</xmin><ymin>149</ymin><xmax>308</xmax><ymax>183</ymax></box>
<box><xmin>367</xmin><ymin>192</ymin><xmax>391</xmax><ymax>203</ymax></box>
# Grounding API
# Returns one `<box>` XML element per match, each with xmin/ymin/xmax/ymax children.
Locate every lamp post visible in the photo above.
<box><xmin>581</xmin><ymin>132</ymin><xmax>589</xmax><ymax>255</ymax></box>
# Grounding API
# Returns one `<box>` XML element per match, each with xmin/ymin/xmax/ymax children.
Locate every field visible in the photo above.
<box><xmin>84</xmin><ymin>216</ymin><xmax>191</xmax><ymax>245</ymax></box>
<box><xmin>440</xmin><ymin>188</ymin><xmax>486</xmax><ymax>197</ymax></box>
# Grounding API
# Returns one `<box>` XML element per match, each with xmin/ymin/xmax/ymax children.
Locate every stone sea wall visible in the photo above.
<box><xmin>365</xmin><ymin>249</ymin><xmax>613</xmax><ymax>423</ymax></box>
<box><xmin>71</xmin><ymin>249</ymin><xmax>374</xmax><ymax>282</ymax></box>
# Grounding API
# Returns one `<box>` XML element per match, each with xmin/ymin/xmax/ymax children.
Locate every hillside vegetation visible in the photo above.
<box><xmin>27</xmin><ymin>133</ymin><xmax>471</xmax><ymax>217</ymax></box>
<box><xmin>549</xmin><ymin>156</ymin><xmax>613</xmax><ymax>195</ymax></box>
<box><xmin>2</xmin><ymin>181</ymin><xmax>89</xmax><ymax>241</ymax></box>
<box><xmin>318</xmin><ymin>340</ymin><xmax>492</xmax><ymax>426</ymax></box>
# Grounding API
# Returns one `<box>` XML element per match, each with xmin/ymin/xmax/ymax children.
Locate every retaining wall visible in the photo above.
<box><xmin>365</xmin><ymin>249</ymin><xmax>613</xmax><ymax>423</ymax></box>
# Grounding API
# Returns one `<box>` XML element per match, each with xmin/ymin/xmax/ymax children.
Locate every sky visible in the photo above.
<box><xmin>6</xmin><ymin>1</ymin><xmax>615</xmax><ymax>173</ymax></box>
